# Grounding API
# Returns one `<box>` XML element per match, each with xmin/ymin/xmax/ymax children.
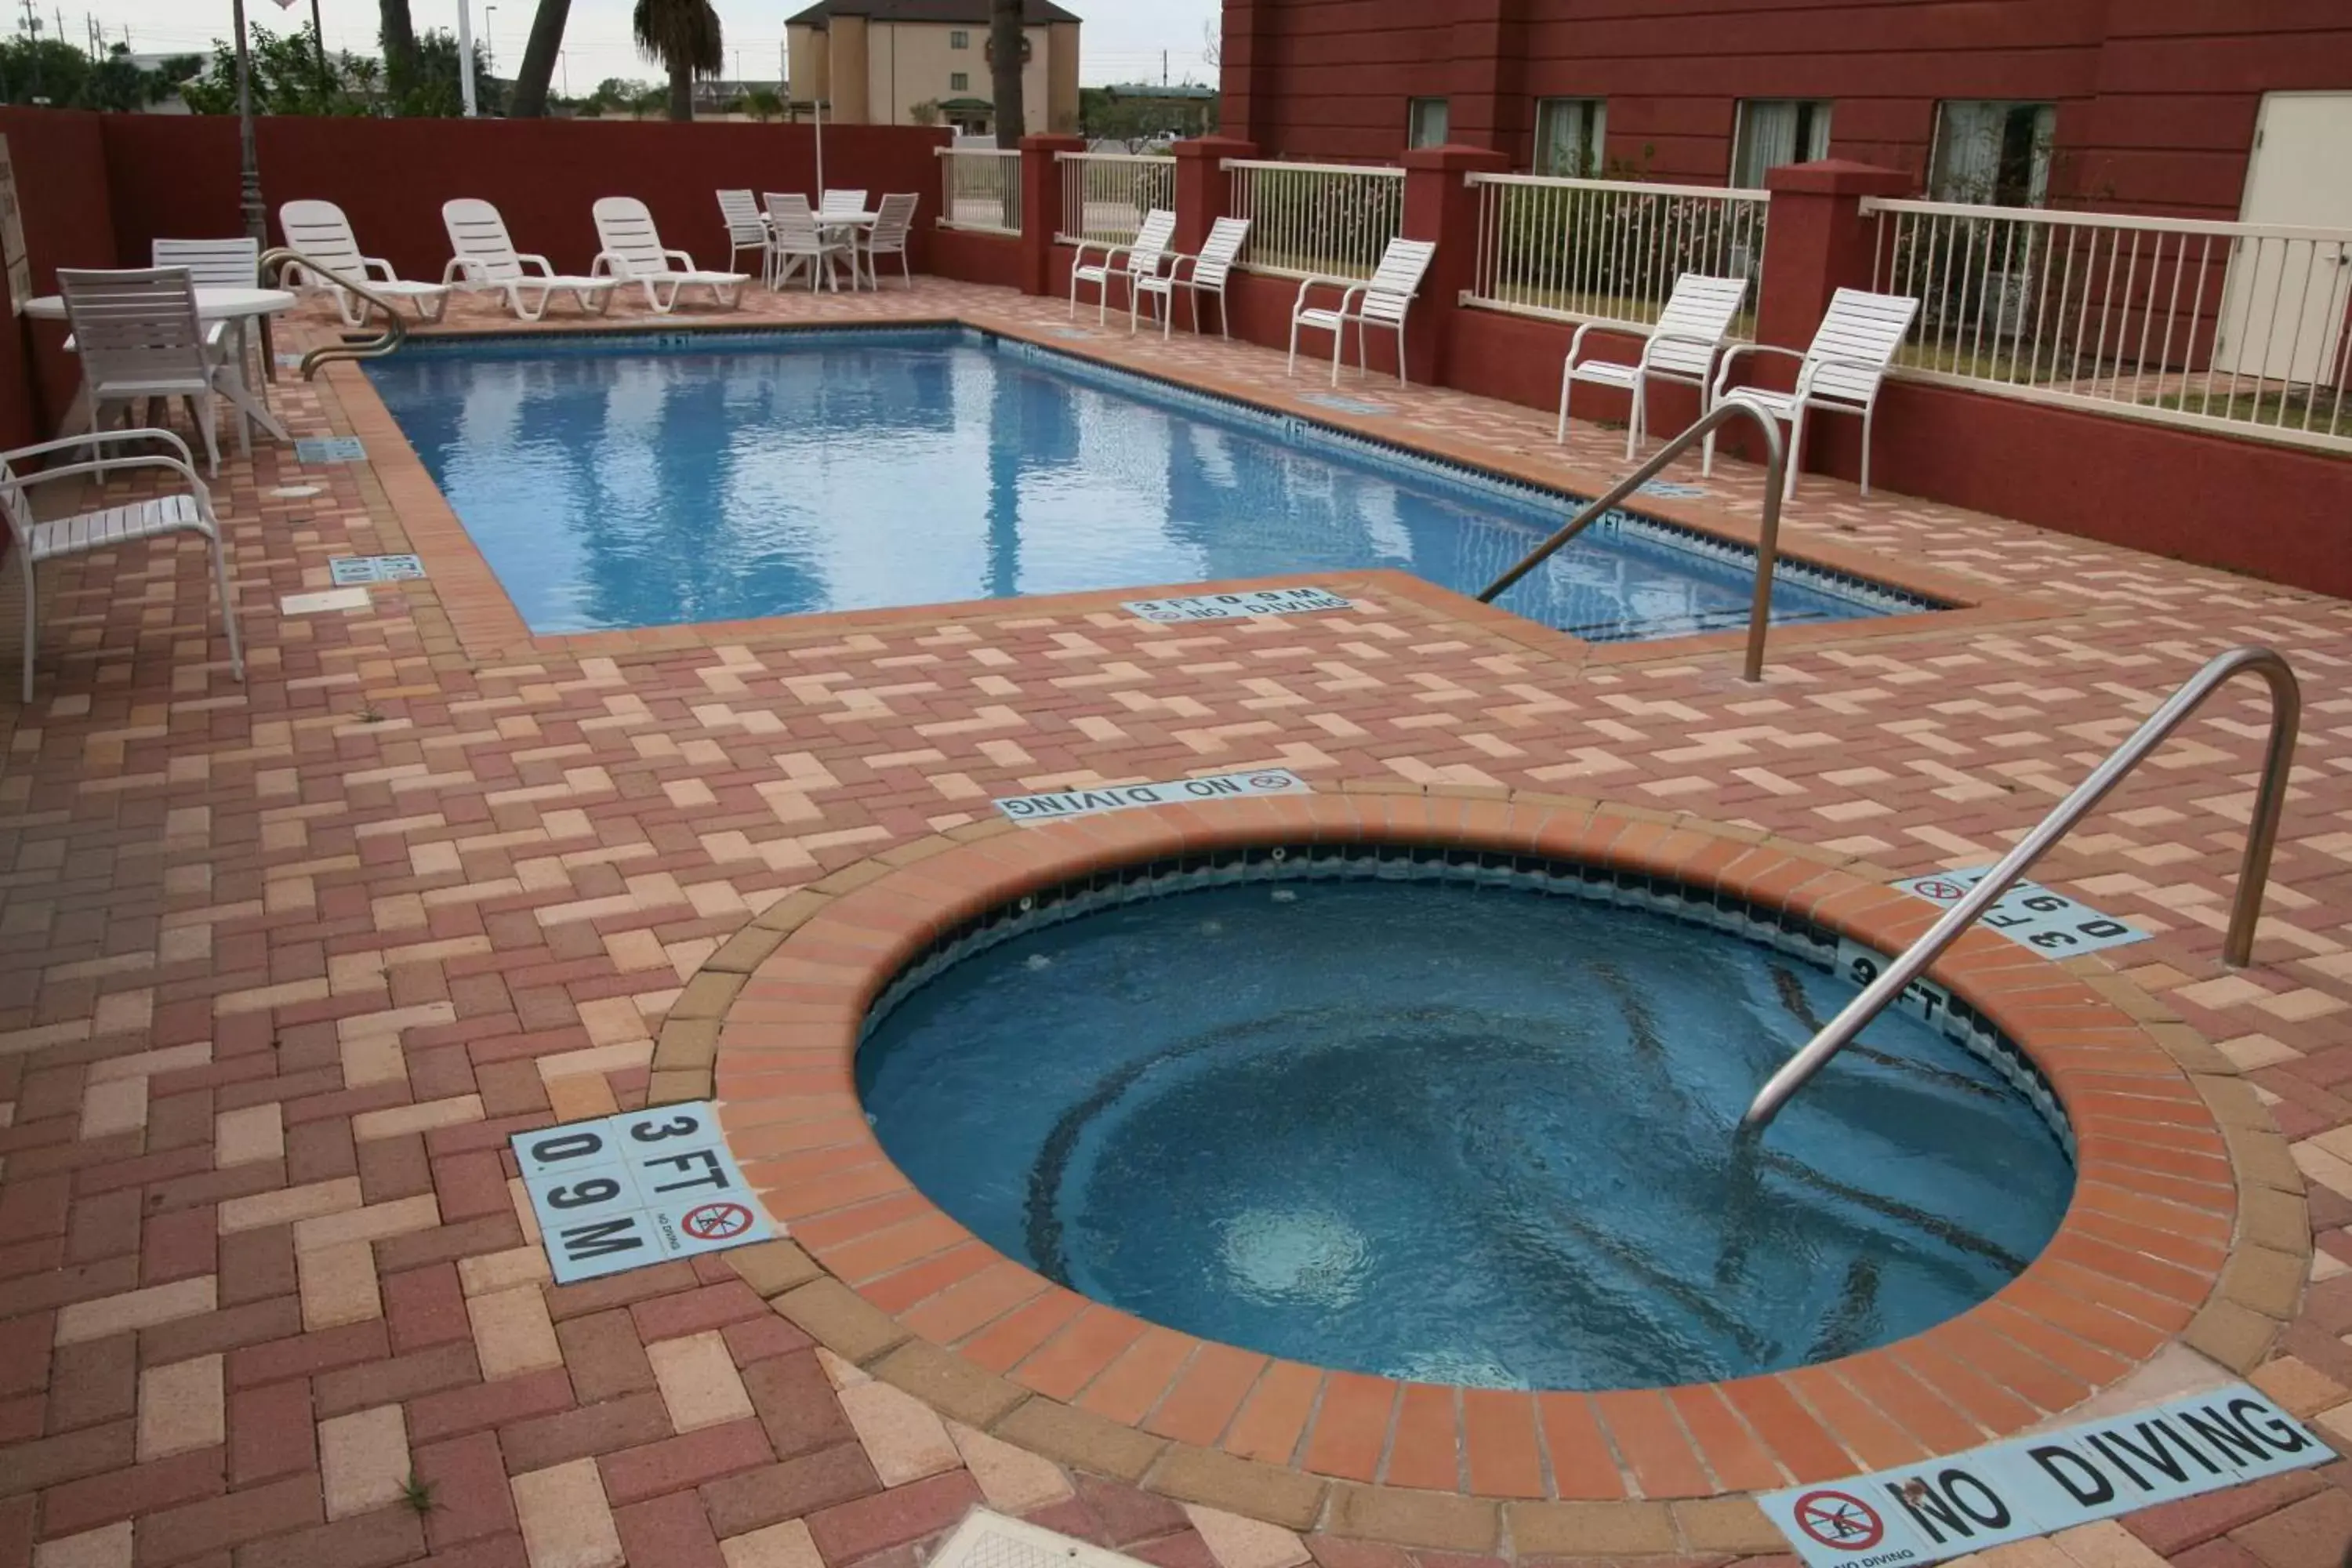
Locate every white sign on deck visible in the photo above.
<box><xmin>1759</xmin><ymin>1383</ymin><xmax>2328</xmax><ymax>1568</ymax></box>
<box><xmin>1122</xmin><ymin>587</ymin><xmax>1354</xmax><ymax>623</ymax></box>
<box><xmin>513</xmin><ymin>1102</ymin><xmax>775</xmax><ymax>1284</ymax></box>
<box><xmin>1893</xmin><ymin>866</ymin><xmax>2148</xmax><ymax>956</ymax></box>
<box><xmin>995</xmin><ymin>768</ymin><xmax>1310</xmax><ymax>825</ymax></box>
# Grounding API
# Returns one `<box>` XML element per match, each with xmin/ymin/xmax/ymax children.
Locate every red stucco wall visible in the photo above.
<box><xmin>0</xmin><ymin>109</ymin><xmax>117</xmax><ymax>448</ymax></box>
<box><xmin>1219</xmin><ymin>0</ymin><xmax>2352</xmax><ymax>217</ymax></box>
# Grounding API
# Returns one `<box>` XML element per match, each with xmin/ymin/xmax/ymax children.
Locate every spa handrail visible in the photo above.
<box><xmin>1740</xmin><ymin>645</ymin><xmax>2301</xmax><ymax>1134</ymax></box>
<box><xmin>258</xmin><ymin>246</ymin><xmax>408</xmax><ymax>378</ymax></box>
<box><xmin>1477</xmin><ymin>395</ymin><xmax>1786</xmax><ymax>683</ymax></box>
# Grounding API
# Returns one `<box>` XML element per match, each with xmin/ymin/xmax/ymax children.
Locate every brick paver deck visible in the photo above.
<box><xmin>2</xmin><ymin>275</ymin><xmax>2349</xmax><ymax>1568</ymax></box>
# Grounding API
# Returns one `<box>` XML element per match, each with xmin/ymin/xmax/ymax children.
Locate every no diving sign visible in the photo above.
<box><xmin>1759</xmin><ymin>1383</ymin><xmax>2328</xmax><ymax>1568</ymax></box>
<box><xmin>511</xmin><ymin>1102</ymin><xmax>776</xmax><ymax>1284</ymax></box>
<box><xmin>994</xmin><ymin>768</ymin><xmax>1310</xmax><ymax>826</ymax></box>
<box><xmin>1893</xmin><ymin>866</ymin><xmax>2148</xmax><ymax>956</ymax></box>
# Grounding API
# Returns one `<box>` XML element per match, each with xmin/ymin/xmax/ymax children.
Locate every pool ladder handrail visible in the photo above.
<box><xmin>1476</xmin><ymin>395</ymin><xmax>1787</xmax><ymax>683</ymax></box>
<box><xmin>258</xmin><ymin>247</ymin><xmax>409</xmax><ymax>379</ymax></box>
<box><xmin>1740</xmin><ymin>644</ymin><xmax>2302</xmax><ymax>1134</ymax></box>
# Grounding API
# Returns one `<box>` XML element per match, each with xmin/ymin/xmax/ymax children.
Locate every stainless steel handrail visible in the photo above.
<box><xmin>1477</xmin><ymin>395</ymin><xmax>1788</xmax><ymax>682</ymax></box>
<box><xmin>258</xmin><ymin>247</ymin><xmax>409</xmax><ymax>378</ymax></box>
<box><xmin>1740</xmin><ymin>644</ymin><xmax>2301</xmax><ymax>1134</ymax></box>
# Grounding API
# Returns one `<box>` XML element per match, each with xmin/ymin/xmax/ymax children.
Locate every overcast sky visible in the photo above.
<box><xmin>82</xmin><ymin>0</ymin><xmax>1220</xmax><ymax>92</ymax></box>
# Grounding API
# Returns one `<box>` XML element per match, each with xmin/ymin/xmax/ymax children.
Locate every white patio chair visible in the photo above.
<box><xmin>2</xmin><ymin>428</ymin><xmax>243</xmax><ymax>703</ymax></box>
<box><xmin>820</xmin><ymin>189</ymin><xmax>869</xmax><ymax>220</ymax></box>
<box><xmin>590</xmin><ymin>196</ymin><xmax>750</xmax><ymax>314</ymax></box>
<box><xmin>1132</xmin><ymin>216</ymin><xmax>1250</xmax><ymax>339</ymax></box>
<box><xmin>1560</xmin><ymin>273</ymin><xmax>1749</xmax><ymax>456</ymax></box>
<box><xmin>1069</xmin><ymin>209</ymin><xmax>1175</xmax><ymax>325</ymax></box>
<box><xmin>1704</xmin><ymin>287</ymin><xmax>1922</xmax><ymax>499</ymax></box>
<box><xmin>764</xmin><ymin>193</ymin><xmax>851</xmax><ymax>292</ymax></box>
<box><xmin>857</xmin><ymin>194</ymin><xmax>919</xmax><ymax>291</ymax></box>
<box><xmin>59</xmin><ymin>267</ymin><xmax>243</xmax><ymax>476</ymax></box>
<box><xmin>1287</xmin><ymin>238</ymin><xmax>1436</xmax><ymax>387</ymax></box>
<box><xmin>717</xmin><ymin>189</ymin><xmax>771</xmax><ymax>280</ymax></box>
<box><xmin>277</xmin><ymin>199</ymin><xmax>452</xmax><ymax>326</ymax></box>
<box><xmin>148</xmin><ymin>238</ymin><xmax>252</xmax><ymax>375</ymax></box>
<box><xmin>440</xmin><ymin>198</ymin><xmax>616</xmax><ymax>321</ymax></box>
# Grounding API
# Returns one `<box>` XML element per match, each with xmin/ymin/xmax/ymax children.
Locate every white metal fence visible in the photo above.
<box><xmin>936</xmin><ymin>148</ymin><xmax>1022</xmax><ymax>235</ymax></box>
<box><xmin>1866</xmin><ymin>197</ymin><xmax>2352</xmax><ymax>451</ymax></box>
<box><xmin>1222</xmin><ymin>160</ymin><xmax>1406</xmax><ymax>281</ymax></box>
<box><xmin>1464</xmin><ymin>174</ymin><xmax>1769</xmax><ymax>335</ymax></box>
<box><xmin>1055</xmin><ymin>152</ymin><xmax>1177</xmax><ymax>247</ymax></box>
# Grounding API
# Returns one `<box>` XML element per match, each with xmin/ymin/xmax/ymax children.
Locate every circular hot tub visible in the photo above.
<box><xmin>855</xmin><ymin>845</ymin><xmax>2075</xmax><ymax>1391</ymax></box>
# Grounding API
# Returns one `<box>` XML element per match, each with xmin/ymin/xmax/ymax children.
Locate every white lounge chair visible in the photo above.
<box><xmin>277</xmin><ymin>199</ymin><xmax>452</xmax><ymax>326</ymax></box>
<box><xmin>2</xmin><ymin>428</ymin><xmax>243</xmax><ymax>703</ymax></box>
<box><xmin>1132</xmin><ymin>216</ymin><xmax>1250</xmax><ymax>339</ymax></box>
<box><xmin>441</xmin><ymin>199</ymin><xmax>616</xmax><ymax>321</ymax></box>
<box><xmin>857</xmin><ymin>194</ymin><xmax>919</xmax><ymax>291</ymax></box>
<box><xmin>1561</xmin><ymin>273</ymin><xmax>1748</xmax><ymax>456</ymax></box>
<box><xmin>1287</xmin><ymin>238</ymin><xmax>1436</xmax><ymax>387</ymax></box>
<box><xmin>590</xmin><ymin>197</ymin><xmax>750</xmax><ymax>314</ymax></box>
<box><xmin>1070</xmin><ymin>209</ymin><xmax>1175</xmax><ymax>325</ymax></box>
<box><xmin>1705</xmin><ymin>286</ymin><xmax>1922</xmax><ymax>499</ymax></box>
<box><xmin>764</xmin><ymin>193</ymin><xmax>851</xmax><ymax>292</ymax></box>
<box><xmin>717</xmin><ymin>190</ymin><xmax>771</xmax><ymax>280</ymax></box>
<box><xmin>60</xmin><ymin>267</ymin><xmax>244</xmax><ymax>475</ymax></box>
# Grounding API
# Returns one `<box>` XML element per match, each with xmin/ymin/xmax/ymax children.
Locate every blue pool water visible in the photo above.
<box><xmin>858</xmin><ymin>864</ymin><xmax>2074</xmax><ymax>1390</ymax></box>
<box><xmin>365</xmin><ymin>328</ymin><xmax>1933</xmax><ymax>638</ymax></box>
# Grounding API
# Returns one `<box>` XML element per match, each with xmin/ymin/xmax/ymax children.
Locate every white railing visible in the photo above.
<box><xmin>1222</xmin><ymin>159</ymin><xmax>1406</xmax><ymax>281</ymax></box>
<box><xmin>1867</xmin><ymin>198</ymin><xmax>2352</xmax><ymax>452</ymax></box>
<box><xmin>1056</xmin><ymin>152</ymin><xmax>1176</xmax><ymax>247</ymax></box>
<box><xmin>936</xmin><ymin>147</ymin><xmax>1022</xmax><ymax>235</ymax></box>
<box><xmin>1465</xmin><ymin>173</ymin><xmax>1769</xmax><ymax>335</ymax></box>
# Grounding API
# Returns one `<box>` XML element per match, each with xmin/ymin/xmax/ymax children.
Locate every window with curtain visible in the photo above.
<box><xmin>1931</xmin><ymin>101</ymin><xmax>2057</xmax><ymax>205</ymax></box>
<box><xmin>949</xmin><ymin>30</ymin><xmax>968</xmax><ymax>49</ymax></box>
<box><xmin>1407</xmin><ymin>97</ymin><xmax>1450</xmax><ymax>150</ymax></box>
<box><xmin>1534</xmin><ymin>98</ymin><xmax>1608</xmax><ymax>177</ymax></box>
<box><xmin>1731</xmin><ymin>100</ymin><xmax>1832</xmax><ymax>187</ymax></box>
<box><xmin>950</xmin><ymin>72</ymin><xmax>969</xmax><ymax>91</ymax></box>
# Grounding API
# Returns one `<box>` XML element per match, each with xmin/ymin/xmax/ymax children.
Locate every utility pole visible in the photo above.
<box><xmin>1161</xmin><ymin>49</ymin><xmax>1167</xmax><ymax>86</ymax></box>
<box><xmin>20</xmin><ymin>0</ymin><xmax>42</xmax><ymax>103</ymax></box>
<box><xmin>310</xmin><ymin>0</ymin><xmax>328</xmax><ymax>98</ymax></box>
<box><xmin>231</xmin><ymin>0</ymin><xmax>263</xmax><ymax>245</ymax></box>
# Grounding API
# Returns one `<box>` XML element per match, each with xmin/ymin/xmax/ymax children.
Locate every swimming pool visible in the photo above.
<box><xmin>857</xmin><ymin>852</ymin><xmax>2074</xmax><ymax>1391</ymax></box>
<box><xmin>365</xmin><ymin>328</ymin><xmax>1937</xmax><ymax>638</ymax></box>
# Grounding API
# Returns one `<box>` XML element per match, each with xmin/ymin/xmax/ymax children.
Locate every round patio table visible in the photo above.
<box><xmin>21</xmin><ymin>286</ymin><xmax>300</xmax><ymax>441</ymax></box>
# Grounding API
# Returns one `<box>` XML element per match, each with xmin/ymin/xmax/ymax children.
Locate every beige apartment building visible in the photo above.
<box><xmin>785</xmin><ymin>0</ymin><xmax>1082</xmax><ymax>136</ymax></box>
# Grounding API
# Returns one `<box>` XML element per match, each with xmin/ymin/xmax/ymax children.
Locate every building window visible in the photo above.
<box><xmin>949</xmin><ymin>29</ymin><xmax>968</xmax><ymax>49</ymax></box>
<box><xmin>1407</xmin><ymin>97</ymin><xmax>1450</xmax><ymax>150</ymax></box>
<box><xmin>1533</xmin><ymin>97</ymin><xmax>1606</xmax><ymax>177</ymax></box>
<box><xmin>949</xmin><ymin>71</ymin><xmax>969</xmax><ymax>92</ymax></box>
<box><xmin>1931</xmin><ymin>100</ymin><xmax>2056</xmax><ymax>206</ymax></box>
<box><xmin>1731</xmin><ymin>100</ymin><xmax>1832</xmax><ymax>187</ymax></box>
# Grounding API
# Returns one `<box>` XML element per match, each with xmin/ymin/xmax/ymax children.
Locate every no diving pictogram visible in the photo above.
<box><xmin>1794</xmin><ymin>1491</ymin><xmax>1885</xmax><ymax>1552</ymax></box>
<box><xmin>1915</xmin><ymin>878</ymin><xmax>1969</xmax><ymax>902</ymax></box>
<box><xmin>681</xmin><ymin>1201</ymin><xmax>754</xmax><ymax>1241</ymax></box>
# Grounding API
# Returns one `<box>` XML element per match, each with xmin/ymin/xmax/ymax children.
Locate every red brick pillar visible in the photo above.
<box><xmin>1174</xmin><ymin>136</ymin><xmax>1255</xmax><ymax>257</ymax></box>
<box><xmin>1756</xmin><ymin>160</ymin><xmax>1912</xmax><ymax>351</ymax></box>
<box><xmin>1019</xmin><ymin>132</ymin><xmax>1085</xmax><ymax>297</ymax></box>
<box><xmin>1400</xmin><ymin>143</ymin><xmax>1508</xmax><ymax>389</ymax></box>
<box><xmin>1218</xmin><ymin>0</ymin><xmax>1274</xmax><ymax>149</ymax></box>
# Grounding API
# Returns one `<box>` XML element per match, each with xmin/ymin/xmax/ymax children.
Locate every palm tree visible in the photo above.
<box><xmin>632</xmin><ymin>0</ymin><xmax>720</xmax><ymax>122</ymax></box>
<box><xmin>508</xmin><ymin>0</ymin><xmax>570</xmax><ymax>117</ymax></box>
<box><xmin>379</xmin><ymin>0</ymin><xmax>418</xmax><ymax>103</ymax></box>
<box><xmin>987</xmin><ymin>0</ymin><xmax>1024</xmax><ymax>148</ymax></box>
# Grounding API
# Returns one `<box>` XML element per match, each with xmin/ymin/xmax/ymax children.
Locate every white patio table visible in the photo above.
<box><xmin>21</xmin><ymin>285</ymin><xmax>300</xmax><ymax>442</ymax></box>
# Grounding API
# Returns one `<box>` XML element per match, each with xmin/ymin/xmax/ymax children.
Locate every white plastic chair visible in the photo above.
<box><xmin>763</xmin><ymin>193</ymin><xmax>851</xmax><ymax>292</ymax></box>
<box><xmin>857</xmin><ymin>194</ymin><xmax>919</xmax><ymax>291</ymax></box>
<box><xmin>150</xmin><ymin>238</ymin><xmax>254</xmax><ymax>378</ymax></box>
<box><xmin>440</xmin><ymin>198</ymin><xmax>616</xmax><ymax>321</ymax></box>
<box><xmin>59</xmin><ymin>267</ymin><xmax>242</xmax><ymax>476</ymax></box>
<box><xmin>277</xmin><ymin>200</ymin><xmax>451</xmax><ymax>326</ymax></box>
<box><xmin>1287</xmin><ymin>238</ymin><xmax>1436</xmax><ymax>387</ymax></box>
<box><xmin>1069</xmin><ymin>209</ymin><xmax>1174</xmax><ymax>325</ymax></box>
<box><xmin>1560</xmin><ymin>273</ymin><xmax>1749</xmax><ymax>456</ymax></box>
<box><xmin>1705</xmin><ymin>287</ymin><xmax>1922</xmax><ymax>499</ymax></box>
<box><xmin>1133</xmin><ymin>216</ymin><xmax>1250</xmax><ymax>339</ymax></box>
<box><xmin>716</xmin><ymin>190</ymin><xmax>771</xmax><ymax>280</ymax></box>
<box><xmin>590</xmin><ymin>196</ymin><xmax>750</xmax><ymax>314</ymax></box>
<box><xmin>2</xmin><ymin>428</ymin><xmax>243</xmax><ymax>703</ymax></box>
<box><xmin>820</xmin><ymin>189</ymin><xmax>869</xmax><ymax>220</ymax></box>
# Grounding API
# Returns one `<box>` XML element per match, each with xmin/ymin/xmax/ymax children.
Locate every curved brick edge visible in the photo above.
<box><xmin>648</xmin><ymin>783</ymin><xmax>2305</xmax><ymax>1557</ymax></box>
